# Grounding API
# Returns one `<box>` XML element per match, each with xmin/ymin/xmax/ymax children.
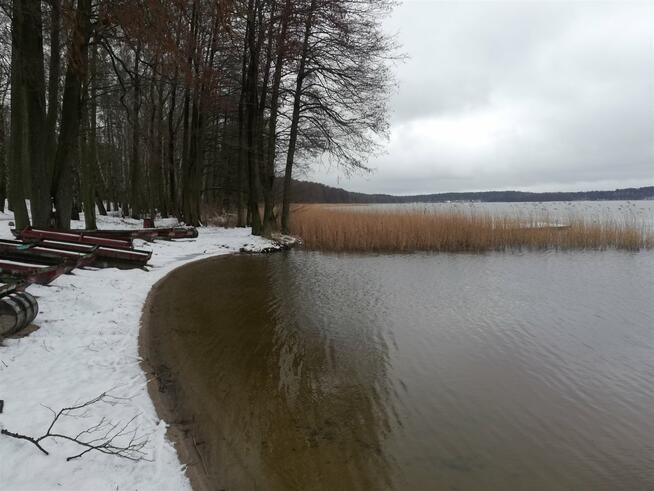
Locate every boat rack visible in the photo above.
<box><xmin>0</xmin><ymin>224</ymin><xmax>198</xmax><ymax>334</ymax></box>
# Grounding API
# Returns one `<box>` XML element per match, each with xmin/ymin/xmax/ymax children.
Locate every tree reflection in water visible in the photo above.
<box><xmin>153</xmin><ymin>253</ymin><xmax>396</xmax><ymax>490</ymax></box>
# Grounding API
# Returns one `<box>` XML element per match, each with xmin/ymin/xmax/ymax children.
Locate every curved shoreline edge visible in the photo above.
<box><xmin>0</xmin><ymin>225</ymin><xmax>277</xmax><ymax>490</ymax></box>
<box><xmin>139</xmin><ymin>255</ymin><xmax>231</xmax><ymax>491</ymax></box>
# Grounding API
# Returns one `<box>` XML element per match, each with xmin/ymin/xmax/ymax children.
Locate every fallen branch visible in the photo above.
<box><xmin>1</xmin><ymin>428</ymin><xmax>49</xmax><ymax>455</ymax></box>
<box><xmin>1</xmin><ymin>392</ymin><xmax>149</xmax><ymax>462</ymax></box>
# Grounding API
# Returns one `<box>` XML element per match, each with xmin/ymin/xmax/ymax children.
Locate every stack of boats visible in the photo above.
<box><xmin>0</xmin><ymin>224</ymin><xmax>198</xmax><ymax>337</ymax></box>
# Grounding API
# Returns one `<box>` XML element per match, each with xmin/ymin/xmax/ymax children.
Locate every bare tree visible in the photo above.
<box><xmin>0</xmin><ymin>0</ymin><xmax>398</xmax><ymax>232</ymax></box>
<box><xmin>280</xmin><ymin>0</ymin><xmax>398</xmax><ymax>233</ymax></box>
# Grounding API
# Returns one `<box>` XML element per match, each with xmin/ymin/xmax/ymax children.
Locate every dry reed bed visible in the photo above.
<box><xmin>290</xmin><ymin>206</ymin><xmax>654</xmax><ymax>252</ymax></box>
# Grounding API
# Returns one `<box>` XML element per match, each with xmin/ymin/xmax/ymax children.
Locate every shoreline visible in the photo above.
<box><xmin>139</xmin><ymin>256</ymin><xmax>230</xmax><ymax>491</ymax></box>
<box><xmin>0</xmin><ymin>223</ymin><xmax>276</xmax><ymax>490</ymax></box>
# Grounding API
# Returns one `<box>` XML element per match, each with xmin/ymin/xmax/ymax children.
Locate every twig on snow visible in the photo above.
<box><xmin>1</xmin><ymin>392</ymin><xmax>149</xmax><ymax>462</ymax></box>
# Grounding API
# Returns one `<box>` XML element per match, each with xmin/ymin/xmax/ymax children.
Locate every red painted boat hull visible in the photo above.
<box><xmin>0</xmin><ymin>239</ymin><xmax>97</xmax><ymax>270</ymax></box>
<box><xmin>72</xmin><ymin>229</ymin><xmax>159</xmax><ymax>241</ymax></box>
<box><xmin>15</xmin><ymin>228</ymin><xmax>133</xmax><ymax>249</ymax></box>
<box><xmin>19</xmin><ymin>239</ymin><xmax>151</xmax><ymax>268</ymax></box>
<box><xmin>70</xmin><ymin>227</ymin><xmax>198</xmax><ymax>241</ymax></box>
<box><xmin>0</xmin><ymin>261</ymin><xmax>66</xmax><ymax>285</ymax></box>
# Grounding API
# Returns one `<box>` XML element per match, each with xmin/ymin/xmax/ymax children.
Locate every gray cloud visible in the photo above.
<box><xmin>308</xmin><ymin>0</ymin><xmax>654</xmax><ymax>194</ymax></box>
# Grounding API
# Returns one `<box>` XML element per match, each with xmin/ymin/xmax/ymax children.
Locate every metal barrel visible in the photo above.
<box><xmin>0</xmin><ymin>296</ymin><xmax>26</xmax><ymax>336</ymax></box>
<box><xmin>12</xmin><ymin>291</ymin><xmax>38</xmax><ymax>325</ymax></box>
<box><xmin>7</xmin><ymin>293</ymin><xmax>33</xmax><ymax>330</ymax></box>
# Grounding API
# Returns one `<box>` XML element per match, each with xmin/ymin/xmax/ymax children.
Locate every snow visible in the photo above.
<box><xmin>0</xmin><ymin>211</ymin><xmax>277</xmax><ymax>490</ymax></box>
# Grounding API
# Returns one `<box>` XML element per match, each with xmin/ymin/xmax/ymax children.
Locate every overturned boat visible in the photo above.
<box><xmin>12</xmin><ymin>229</ymin><xmax>152</xmax><ymax>269</ymax></box>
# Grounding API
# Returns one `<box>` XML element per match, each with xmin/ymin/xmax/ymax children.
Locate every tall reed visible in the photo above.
<box><xmin>289</xmin><ymin>205</ymin><xmax>654</xmax><ymax>252</ymax></box>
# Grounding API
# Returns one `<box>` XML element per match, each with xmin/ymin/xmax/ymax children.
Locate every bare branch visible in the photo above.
<box><xmin>0</xmin><ymin>393</ymin><xmax>150</xmax><ymax>462</ymax></box>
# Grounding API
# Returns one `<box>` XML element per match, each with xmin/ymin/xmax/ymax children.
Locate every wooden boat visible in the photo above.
<box><xmin>68</xmin><ymin>226</ymin><xmax>199</xmax><ymax>241</ymax></box>
<box><xmin>0</xmin><ymin>259</ymin><xmax>66</xmax><ymax>285</ymax></box>
<box><xmin>159</xmin><ymin>227</ymin><xmax>199</xmax><ymax>239</ymax></box>
<box><xmin>23</xmin><ymin>239</ymin><xmax>97</xmax><ymax>254</ymax></box>
<box><xmin>13</xmin><ymin>229</ymin><xmax>152</xmax><ymax>268</ymax></box>
<box><xmin>0</xmin><ymin>239</ymin><xmax>96</xmax><ymax>270</ymax></box>
<box><xmin>92</xmin><ymin>245</ymin><xmax>152</xmax><ymax>268</ymax></box>
<box><xmin>71</xmin><ymin>228</ymin><xmax>159</xmax><ymax>241</ymax></box>
<box><xmin>15</xmin><ymin>227</ymin><xmax>133</xmax><ymax>249</ymax></box>
<box><xmin>0</xmin><ymin>250</ymin><xmax>75</xmax><ymax>273</ymax></box>
<box><xmin>17</xmin><ymin>239</ymin><xmax>151</xmax><ymax>268</ymax></box>
<box><xmin>30</xmin><ymin>246</ymin><xmax>97</xmax><ymax>268</ymax></box>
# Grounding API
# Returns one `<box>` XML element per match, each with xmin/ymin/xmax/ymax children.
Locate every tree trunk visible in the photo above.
<box><xmin>46</xmin><ymin>0</ymin><xmax>61</xmax><ymax>180</ymax></box>
<box><xmin>21</xmin><ymin>0</ymin><xmax>50</xmax><ymax>227</ymax></box>
<box><xmin>129</xmin><ymin>45</ymin><xmax>142</xmax><ymax>219</ymax></box>
<box><xmin>281</xmin><ymin>0</ymin><xmax>316</xmax><ymax>234</ymax></box>
<box><xmin>89</xmin><ymin>45</ymin><xmax>107</xmax><ymax>217</ymax></box>
<box><xmin>8</xmin><ymin>0</ymin><xmax>30</xmax><ymax>229</ymax></box>
<box><xmin>183</xmin><ymin>90</ymin><xmax>202</xmax><ymax>226</ymax></box>
<box><xmin>0</xmin><ymin>105</ymin><xmax>6</xmax><ymax>212</ymax></box>
<box><xmin>236</xmin><ymin>10</ymin><xmax>250</xmax><ymax>228</ymax></box>
<box><xmin>51</xmin><ymin>0</ymin><xmax>92</xmax><ymax>230</ymax></box>
<box><xmin>80</xmin><ymin>42</ymin><xmax>97</xmax><ymax>229</ymax></box>
<box><xmin>80</xmin><ymin>86</ymin><xmax>96</xmax><ymax>229</ymax></box>
<box><xmin>181</xmin><ymin>1</ymin><xmax>202</xmax><ymax>226</ymax></box>
<box><xmin>262</xmin><ymin>0</ymin><xmax>290</xmax><ymax>237</ymax></box>
<box><xmin>153</xmin><ymin>77</ymin><xmax>166</xmax><ymax>217</ymax></box>
<box><xmin>245</xmin><ymin>0</ymin><xmax>262</xmax><ymax>235</ymax></box>
<box><xmin>167</xmin><ymin>79</ymin><xmax>177</xmax><ymax>216</ymax></box>
<box><xmin>180</xmin><ymin>85</ymin><xmax>191</xmax><ymax>221</ymax></box>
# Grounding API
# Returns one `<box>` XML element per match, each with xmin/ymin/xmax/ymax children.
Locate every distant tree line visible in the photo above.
<box><xmin>0</xmin><ymin>0</ymin><xmax>397</xmax><ymax>236</ymax></box>
<box><xmin>287</xmin><ymin>181</ymin><xmax>654</xmax><ymax>203</ymax></box>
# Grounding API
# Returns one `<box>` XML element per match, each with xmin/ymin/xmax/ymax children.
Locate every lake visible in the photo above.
<box><xmin>148</xmin><ymin>230</ymin><xmax>654</xmax><ymax>489</ymax></box>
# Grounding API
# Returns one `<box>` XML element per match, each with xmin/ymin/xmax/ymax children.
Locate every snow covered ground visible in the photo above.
<box><xmin>0</xmin><ymin>212</ymin><xmax>276</xmax><ymax>490</ymax></box>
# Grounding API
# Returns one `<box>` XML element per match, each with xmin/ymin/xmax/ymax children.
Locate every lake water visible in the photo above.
<box><xmin>151</xmin><ymin>238</ymin><xmax>654</xmax><ymax>489</ymax></box>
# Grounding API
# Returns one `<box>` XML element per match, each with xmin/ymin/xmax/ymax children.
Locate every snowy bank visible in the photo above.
<box><xmin>0</xmin><ymin>214</ymin><xmax>276</xmax><ymax>491</ymax></box>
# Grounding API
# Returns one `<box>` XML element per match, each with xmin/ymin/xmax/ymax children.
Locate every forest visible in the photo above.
<box><xmin>287</xmin><ymin>181</ymin><xmax>654</xmax><ymax>204</ymax></box>
<box><xmin>0</xmin><ymin>0</ymin><xmax>396</xmax><ymax>236</ymax></box>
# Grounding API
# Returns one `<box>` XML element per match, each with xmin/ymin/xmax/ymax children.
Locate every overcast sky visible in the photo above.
<box><xmin>306</xmin><ymin>0</ymin><xmax>654</xmax><ymax>195</ymax></box>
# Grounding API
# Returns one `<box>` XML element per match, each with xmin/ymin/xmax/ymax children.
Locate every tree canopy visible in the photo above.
<box><xmin>0</xmin><ymin>0</ymin><xmax>398</xmax><ymax>236</ymax></box>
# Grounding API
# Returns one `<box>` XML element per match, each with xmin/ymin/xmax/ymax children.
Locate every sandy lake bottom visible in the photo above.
<box><xmin>145</xmin><ymin>249</ymin><xmax>654</xmax><ymax>490</ymax></box>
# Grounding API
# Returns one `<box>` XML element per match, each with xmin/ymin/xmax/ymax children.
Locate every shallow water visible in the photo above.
<box><xmin>152</xmin><ymin>249</ymin><xmax>654</xmax><ymax>490</ymax></box>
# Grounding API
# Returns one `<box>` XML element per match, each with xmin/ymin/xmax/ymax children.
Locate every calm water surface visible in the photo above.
<box><xmin>158</xmin><ymin>249</ymin><xmax>654</xmax><ymax>490</ymax></box>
